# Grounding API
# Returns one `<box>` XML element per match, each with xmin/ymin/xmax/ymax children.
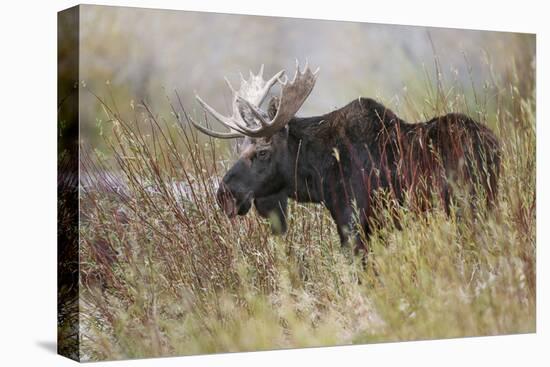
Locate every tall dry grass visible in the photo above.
<box><xmin>78</xmin><ymin>61</ymin><xmax>535</xmax><ymax>361</ymax></box>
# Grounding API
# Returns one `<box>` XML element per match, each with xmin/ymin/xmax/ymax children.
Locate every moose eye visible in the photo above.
<box><xmin>257</xmin><ymin>150</ymin><xmax>270</xmax><ymax>160</ymax></box>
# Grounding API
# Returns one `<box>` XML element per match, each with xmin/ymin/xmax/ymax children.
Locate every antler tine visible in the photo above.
<box><xmin>257</xmin><ymin>69</ymin><xmax>285</xmax><ymax>106</ymax></box>
<box><xmin>187</xmin><ymin>115</ymin><xmax>243</xmax><ymax>139</ymax></box>
<box><xmin>224</xmin><ymin>77</ymin><xmax>236</xmax><ymax>93</ymax></box>
<box><xmin>195</xmin><ymin>94</ymin><xmax>249</xmax><ymax>135</ymax></box>
<box><xmin>186</xmin><ymin>107</ymin><xmax>243</xmax><ymax>139</ymax></box>
<box><xmin>265</xmin><ymin>70</ymin><xmax>285</xmax><ymax>88</ymax></box>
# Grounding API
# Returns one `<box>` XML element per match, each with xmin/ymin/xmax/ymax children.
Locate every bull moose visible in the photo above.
<box><xmin>188</xmin><ymin>62</ymin><xmax>501</xmax><ymax>254</ymax></box>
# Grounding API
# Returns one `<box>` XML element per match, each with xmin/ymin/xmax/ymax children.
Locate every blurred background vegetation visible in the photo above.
<box><xmin>79</xmin><ymin>4</ymin><xmax>534</xmax><ymax>148</ymax></box>
<box><xmin>75</xmin><ymin>5</ymin><xmax>535</xmax><ymax>361</ymax></box>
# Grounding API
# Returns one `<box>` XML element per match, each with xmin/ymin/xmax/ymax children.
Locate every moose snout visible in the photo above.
<box><xmin>216</xmin><ymin>180</ymin><xmax>254</xmax><ymax>218</ymax></box>
<box><xmin>216</xmin><ymin>182</ymin><xmax>237</xmax><ymax>218</ymax></box>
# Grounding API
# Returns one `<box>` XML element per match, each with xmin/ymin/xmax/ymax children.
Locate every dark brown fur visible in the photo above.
<box><xmin>218</xmin><ymin>97</ymin><xmax>501</xmax><ymax>253</ymax></box>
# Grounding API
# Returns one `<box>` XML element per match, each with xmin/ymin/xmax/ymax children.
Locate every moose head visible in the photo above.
<box><xmin>189</xmin><ymin>62</ymin><xmax>319</xmax><ymax>234</ymax></box>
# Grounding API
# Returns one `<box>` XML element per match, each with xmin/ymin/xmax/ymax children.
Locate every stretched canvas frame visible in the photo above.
<box><xmin>58</xmin><ymin>4</ymin><xmax>536</xmax><ymax>362</ymax></box>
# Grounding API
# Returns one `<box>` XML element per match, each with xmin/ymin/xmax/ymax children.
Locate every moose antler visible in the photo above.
<box><xmin>189</xmin><ymin>61</ymin><xmax>319</xmax><ymax>139</ymax></box>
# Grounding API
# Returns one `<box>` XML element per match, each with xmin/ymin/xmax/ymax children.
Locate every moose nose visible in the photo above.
<box><xmin>216</xmin><ymin>182</ymin><xmax>237</xmax><ymax>218</ymax></box>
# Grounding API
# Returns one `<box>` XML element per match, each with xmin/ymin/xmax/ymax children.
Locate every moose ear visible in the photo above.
<box><xmin>254</xmin><ymin>191</ymin><xmax>288</xmax><ymax>235</ymax></box>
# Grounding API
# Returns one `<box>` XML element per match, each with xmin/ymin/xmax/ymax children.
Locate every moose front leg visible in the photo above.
<box><xmin>328</xmin><ymin>203</ymin><xmax>354</xmax><ymax>246</ymax></box>
<box><xmin>328</xmin><ymin>201</ymin><xmax>372</xmax><ymax>257</ymax></box>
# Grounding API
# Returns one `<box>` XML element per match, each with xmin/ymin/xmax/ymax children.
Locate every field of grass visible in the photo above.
<box><xmin>78</xmin><ymin>62</ymin><xmax>535</xmax><ymax>361</ymax></box>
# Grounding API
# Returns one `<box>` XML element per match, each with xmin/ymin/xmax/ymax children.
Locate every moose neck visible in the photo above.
<box><xmin>284</xmin><ymin>116</ymin><xmax>327</xmax><ymax>204</ymax></box>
